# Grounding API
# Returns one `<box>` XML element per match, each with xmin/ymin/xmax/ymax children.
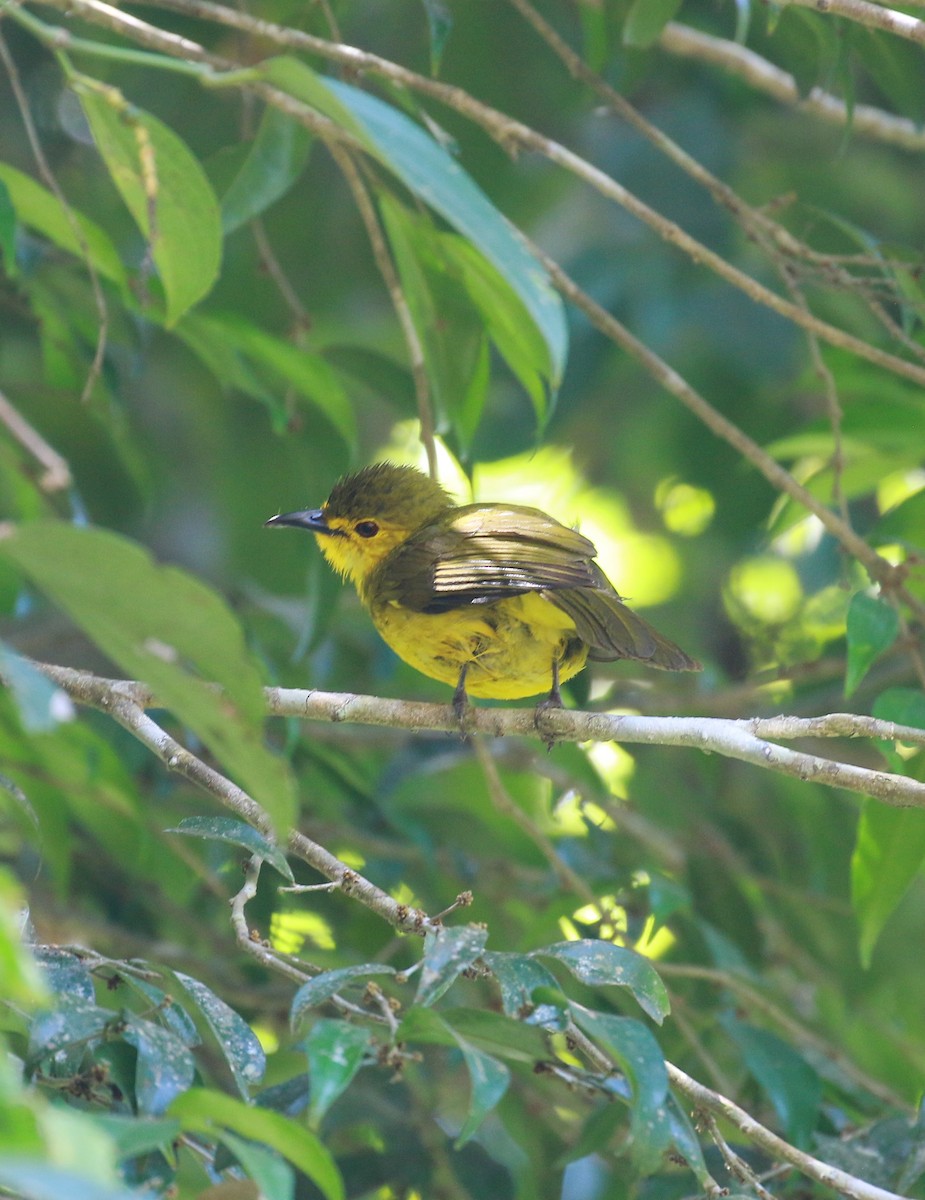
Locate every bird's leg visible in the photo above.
<box><xmin>452</xmin><ymin>662</ymin><xmax>475</xmax><ymax>739</ymax></box>
<box><xmin>534</xmin><ymin>658</ymin><xmax>563</xmax><ymax>749</ymax></box>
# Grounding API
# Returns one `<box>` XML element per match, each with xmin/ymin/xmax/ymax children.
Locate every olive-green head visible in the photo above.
<box><xmin>266</xmin><ymin>463</ymin><xmax>453</xmax><ymax>587</ymax></box>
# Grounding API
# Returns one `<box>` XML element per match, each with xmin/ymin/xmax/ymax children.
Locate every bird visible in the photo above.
<box><xmin>266</xmin><ymin>462</ymin><xmax>700</xmax><ymax>711</ymax></box>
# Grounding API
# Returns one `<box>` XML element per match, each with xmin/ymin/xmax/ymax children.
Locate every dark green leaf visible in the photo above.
<box><xmin>483</xmin><ymin>950</ymin><xmax>561</xmax><ymax>1019</ymax></box>
<box><xmin>34</xmin><ymin>947</ymin><xmax>94</xmax><ymax>1003</ymax></box>
<box><xmin>845</xmin><ymin>592</ymin><xmax>899</xmax><ymax>697</ymax></box>
<box><xmin>0</xmin><ymin>523</ymin><xmax>296</xmax><ymax>837</ymax></box>
<box><xmin>170</xmin><ymin>1088</ymin><xmax>344</xmax><ymax>1200</ymax></box>
<box><xmin>0</xmin><ymin>176</ymin><xmax>15</xmax><ymax>276</ymax></box>
<box><xmin>303</xmin><ymin>1019</ymin><xmax>373</xmax><ymax>1126</ymax></box>
<box><xmin>221</xmin><ymin>106</ymin><xmax>313</xmax><ymax>234</ymax></box>
<box><xmin>124</xmin><ymin>975</ymin><xmax>200</xmax><ymax>1047</ymax></box>
<box><xmin>440</xmin><ymin>1008</ymin><xmax>549</xmax><ymax>1063</ymax></box>
<box><xmin>624</xmin><ymin>0</ymin><xmax>684</xmax><ymax>48</ymax></box>
<box><xmin>168</xmin><ymin>816</ymin><xmax>293</xmax><ymax>882</ymax></box>
<box><xmin>290</xmin><ymin>964</ymin><xmax>397</xmax><ymax>1029</ymax></box>
<box><xmin>666</xmin><ymin>1091</ymin><xmax>710</xmax><ymax>1186</ymax></box>
<box><xmin>180</xmin><ymin>312</ymin><xmax>356</xmax><ymax>449</ymax></box>
<box><xmin>122</xmin><ymin>1013</ymin><xmax>196</xmax><ymax>1116</ymax></box>
<box><xmin>852</xmin><ymin>800</ymin><xmax>925</xmax><ymax>968</ymax></box>
<box><xmin>572</xmin><ymin>1007</ymin><xmax>670</xmax><ymax>1173</ymax></box>
<box><xmin>421</xmin><ymin>0</ymin><xmax>453</xmax><ymax>74</ymax></box>
<box><xmin>91</xmin><ymin>1114</ymin><xmax>182</xmax><ymax>1162</ymax></box>
<box><xmin>415</xmin><ymin>924</ymin><xmax>488</xmax><ymax>1007</ymax></box>
<box><xmin>536</xmin><ymin>940</ymin><xmax>670</xmax><ymax>1023</ymax></box>
<box><xmin>722</xmin><ymin>1016</ymin><xmax>821</xmax><ymax>1146</ymax></box>
<box><xmin>78</xmin><ymin>87</ymin><xmax>221</xmax><ymax>324</ymax></box>
<box><xmin>450</xmin><ymin>1033</ymin><xmax>510</xmax><ymax>1147</ymax></box>
<box><xmin>28</xmin><ymin>996</ymin><xmax>113</xmax><ymax>1061</ymax></box>
<box><xmin>172</xmin><ymin>971</ymin><xmax>266</xmax><ymax>1097</ymax></box>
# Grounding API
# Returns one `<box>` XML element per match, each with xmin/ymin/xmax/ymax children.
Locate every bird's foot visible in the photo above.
<box><xmin>534</xmin><ymin>662</ymin><xmax>563</xmax><ymax>751</ymax></box>
<box><xmin>452</xmin><ymin>664</ymin><xmax>476</xmax><ymax>741</ymax></box>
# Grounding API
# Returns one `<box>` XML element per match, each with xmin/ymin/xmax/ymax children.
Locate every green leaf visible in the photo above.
<box><xmin>439</xmin><ymin>1008</ymin><xmax>549</xmax><ymax>1064</ymax></box>
<box><xmin>397</xmin><ymin>1007</ymin><xmax>511</xmax><ymax>1145</ymax></box>
<box><xmin>77</xmin><ymin>86</ymin><xmax>222</xmax><ymax>324</ymax></box>
<box><xmin>290</xmin><ymin>964</ymin><xmax>397</xmax><ymax>1030</ymax></box>
<box><xmin>845</xmin><ymin>592</ymin><xmax>899</xmax><ymax>697</ymax></box>
<box><xmin>624</xmin><ymin>0</ymin><xmax>684</xmax><ymax>48</ymax></box>
<box><xmin>874</xmin><ymin>488</ymin><xmax>925</xmax><ymax>553</ymax></box>
<box><xmin>121</xmin><ymin>1014</ymin><xmax>195</xmax><ymax>1116</ymax></box>
<box><xmin>172</xmin><ymin>971</ymin><xmax>266</xmax><ymax>1097</ymax></box>
<box><xmin>170</xmin><ymin>1088</ymin><xmax>343</xmax><ymax>1200</ymax></box>
<box><xmin>722</xmin><ymin>1016</ymin><xmax>821</xmax><ymax>1146</ymax></box>
<box><xmin>440</xmin><ymin>234</ymin><xmax>550</xmax><ymax>426</ymax></box>
<box><xmin>852</xmin><ymin>800</ymin><xmax>925</xmax><ymax>968</ymax></box>
<box><xmin>666</xmin><ymin>1091</ymin><xmax>711</xmax><ymax>1187</ymax></box>
<box><xmin>0</xmin><ymin>163</ymin><xmax>125</xmax><ymax>286</ymax></box>
<box><xmin>449</xmin><ymin>1032</ymin><xmax>510</xmax><ymax>1147</ymax></box>
<box><xmin>220</xmin><ymin>1130</ymin><xmax>295</xmax><ymax>1200</ymax></box>
<box><xmin>571</xmin><ymin>1006</ymin><xmax>670</xmax><ymax>1173</ymax></box>
<box><xmin>221</xmin><ymin>106</ymin><xmax>314</xmax><ymax>234</ymax></box>
<box><xmin>536</xmin><ymin>940</ymin><xmax>670</xmax><ymax>1023</ymax></box>
<box><xmin>168</xmin><ymin>816</ymin><xmax>293</xmax><ymax>882</ymax></box>
<box><xmin>483</xmin><ymin>950</ymin><xmax>561</xmax><ymax>1019</ymax></box>
<box><xmin>0</xmin><ymin>522</ymin><xmax>296</xmax><ymax>837</ymax></box>
<box><xmin>415</xmin><ymin>924</ymin><xmax>488</xmax><ymax>1007</ymax></box>
<box><xmin>303</xmin><ymin>1019</ymin><xmax>372</xmax><ymax>1126</ymax></box>
<box><xmin>377</xmin><ymin>193</ymin><xmax>489</xmax><ymax>446</ymax></box>
<box><xmin>262</xmin><ymin>60</ymin><xmax>567</xmax><ymax>390</ymax></box>
<box><xmin>0</xmin><ymin>176</ymin><xmax>16</xmax><ymax>276</ymax></box>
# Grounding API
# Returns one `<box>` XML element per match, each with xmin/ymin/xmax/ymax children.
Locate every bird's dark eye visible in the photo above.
<box><xmin>354</xmin><ymin>520</ymin><xmax>380</xmax><ymax>539</ymax></box>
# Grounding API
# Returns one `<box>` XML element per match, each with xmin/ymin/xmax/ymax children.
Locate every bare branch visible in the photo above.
<box><xmin>0</xmin><ymin>389</ymin><xmax>72</xmax><ymax>492</ymax></box>
<box><xmin>782</xmin><ymin>0</ymin><xmax>925</xmax><ymax>44</ymax></box>
<box><xmin>667</xmin><ymin>1060</ymin><xmax>906</xmax><ymax>1200</ymax></box>
<box><xmin>659</xmin><ymin>23</ymin><xmax>925</xmax><ymax>153</ymax></box>
<box><xmin>28</xmin><ymin>661</ymin><xmax>925</xmax><ymax>808</ymax></box>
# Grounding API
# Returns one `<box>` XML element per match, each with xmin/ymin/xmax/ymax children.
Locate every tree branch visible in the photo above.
<box><xmin>659</xmin><ymin>22</ymin><xmax>925</xmax><ymax>153</ymax></box>
<box><xmin>29</xmin><ymin>661</ymin><xmax>925</xmax><ymax>808</ymax></box>
<box><xmin>40</xmin><ymin>0</ymin><xmax>925</xmax><ymax>390</ymax></box>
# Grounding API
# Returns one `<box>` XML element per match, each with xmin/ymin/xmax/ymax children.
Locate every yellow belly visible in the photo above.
<box><xmin>367</xmin><ymin>591</ymin><xmax>588</xmax><ymax>699</ymax></box>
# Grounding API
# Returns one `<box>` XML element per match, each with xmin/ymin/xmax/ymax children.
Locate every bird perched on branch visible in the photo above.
<box><xmin>267</xmin><ymin>462</ymin><xmax>700</xmax><ymax>711</ymax></box>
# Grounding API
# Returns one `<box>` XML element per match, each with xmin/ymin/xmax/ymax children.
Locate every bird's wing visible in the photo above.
<box><xmin>375</xmin><ymin>503</ymin><xmax>701</xmax><ymax>671</ymax></box>
<box><xmin>375</xmin><ymin>504</ymin><xmax>601</xmax><ymax>611</ymax></box>
<box><xmin>549</xmin><ymin>588</ymin><xmax>701</xmax><ymax>670</ymax></box>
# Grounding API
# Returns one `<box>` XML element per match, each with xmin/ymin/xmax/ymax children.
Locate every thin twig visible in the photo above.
<box><xmin>0</xmin><ymin>389</ymin><xmax>72</xmax><ymax>492</ymax></box>
<box><xmin>0</xmin><ymin>27</ymin><xmax>108</xmax><ymax>403</ymax></box>
<box><xmin>536</xmin><ymin>250</ymin><xmax>925</xmax><ymax>615</ymax></box>
<box><xmin>472</xmin><ymin>737</ymin><xmax>598</xmax><ymax>906</ymax></box>
<box><xmin>782</xmin><ymin>0</ymin><xmax>925</xmax><ymax>44</ymax></box>
<box><xmin>328</xmin><ymin>144</ymin><xmax>438</xmax><ymax>478</ymax></box>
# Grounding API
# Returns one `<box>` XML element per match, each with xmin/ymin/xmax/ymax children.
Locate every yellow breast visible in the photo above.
<box><xmin>368</xmin><ymin>591</ymin><xmax>588</xmax><ymax>699</ymax></box>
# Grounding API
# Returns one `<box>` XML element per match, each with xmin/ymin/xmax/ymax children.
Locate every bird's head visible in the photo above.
<box><xmin>266</xmin><ymin>463</ymin><xmax>453</xmax><ymax>587</ymax></box>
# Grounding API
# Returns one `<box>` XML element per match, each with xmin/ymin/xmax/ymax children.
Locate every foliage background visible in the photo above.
<box><xmin>1</xmin><ymin>1</ymin><xmax>925</xmax><ymax>1198</ymax></box>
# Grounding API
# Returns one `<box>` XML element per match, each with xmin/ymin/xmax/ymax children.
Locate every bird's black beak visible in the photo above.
<box><xmin>264</xmin><ymin>508</ymin><xmax>334</xmax><ymax>534</ymax></box>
